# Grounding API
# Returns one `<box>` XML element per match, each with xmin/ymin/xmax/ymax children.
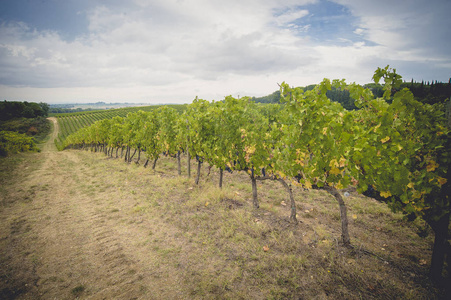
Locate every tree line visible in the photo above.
<box><xmin>64</xmin><ymin>66</ymin><xmax>450</xmax><ymax>284</ymax></box>
<box><xmin>0</xmin><ymin>100</ymin><xmax>49</xmax><ymax>121</ymax></box>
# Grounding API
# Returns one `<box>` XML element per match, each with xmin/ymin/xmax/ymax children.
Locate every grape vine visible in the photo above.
<box><xmin>63</xmin><ymin>67</ymin><xmax>450</xmax><ymax>281</ymax></box>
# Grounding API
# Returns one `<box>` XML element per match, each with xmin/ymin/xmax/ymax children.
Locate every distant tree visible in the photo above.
<box><xmin>39</xmin><ymin>102</ymin><xmax>49</xmax><ymax>116</ymax></box>
<box><xmin>252</xmin><ymin>91</ymin><xmax>281</xmax><ymax>103</ymax></box>
<box><xmin>326</xmin><ymin>87</ymin><xmax>356</xmax><ymax>110</ymax></box>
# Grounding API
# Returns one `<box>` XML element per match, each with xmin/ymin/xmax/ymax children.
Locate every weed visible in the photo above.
<box><xmin>71</xmin><ymin>285</ymin><xmax>85</xmax><ymax>296</ymax></box>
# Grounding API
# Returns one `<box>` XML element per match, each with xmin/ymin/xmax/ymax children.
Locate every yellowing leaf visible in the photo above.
<box><xmin>426</xmin><ymin>160</ymin><xmax>439</xmax><ymax>172</ymax></box>
<box><xmin>381</xmin><ymin>136</ymin><xmax>390</xmax><ymax>143</ymax></box>
<box><xmin>380</xmin><ymin>191</ymin><xmax>392</xmax><ymax>198</ymax></box>
<box><xmin>295</xmin><ymin>159</ymin><xmax>305</xmax><ymax>166</ymax></box>
<box><xmin>414</xmin><ymin>204</ymin><xmax>424</xmax><ymax>212</ymax></box>
<box><xmin>329</xmin><ymin>159</ymin><xmax>338</xmax><ymax>167</ymax></box>
<box><xmin>205</xmin><ymin>202</ymin><xmax>210</xmax><ymax>207</ymax></box>
<box><xmin>339</xmin><ymin>156</ymin><xmax>346</xmax><ymax>167</ymax></box>
<box><xmin>277</xmin><ymin>171</ymin><xmax>286</xmax><ymax>179</ymax></box>
<box><xmin>335</xmin><ymin>181</ymin><xmax>344</xmax><ymax>189</ymax></box>
<box><xmin>329</xmin><ymin>166</ymin><xmax>341</xmax><ymax>175</ymax></box>
<box><xmin>304</xmin><ymin>180</ymin><xmax>312</xmax><ymax>189</ymax></box>
<box><xmin>322</xmin><ymin>127</ymin><xmax>327</xmax><ymax>135</ymax></box>
<box><xmin>373</xmin><ymin>123</ymin><xmax>381</xmax><ymax>132</ymax></box>
<box><xmin>412</xmin><ymin>190</ymin><xmax>425</xmax><ymax>199</ymax></box>
<box><xmin>407</xmin><ymin>182</ymin><xmax>414</xmax><ymax>189</ymax></box>
<box><xmin>437</xmin><ymin>177</ymin><xmax>447</xmax><ymax>186</ymax></box>
<box><xmin>245</xmin><ymin>145</ymin><xmax>256</xmax><ymax>155</ymax></box>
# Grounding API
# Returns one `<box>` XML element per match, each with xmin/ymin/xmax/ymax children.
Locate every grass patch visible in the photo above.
<box><xmin>127</xmin><ymin>156</ymin><xmax>438</xmax><ymax>299</ymax></box>
<box><xmin>71</xmin><ymin>285</ymin><xmax>85</xmax><ymax>296</ymax></box>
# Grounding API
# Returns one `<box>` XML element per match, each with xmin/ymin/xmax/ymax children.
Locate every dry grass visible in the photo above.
<box><xmin>0</xmin><ymin>148</ymin><xmax>444</xmax><ymax>299</ymax></box>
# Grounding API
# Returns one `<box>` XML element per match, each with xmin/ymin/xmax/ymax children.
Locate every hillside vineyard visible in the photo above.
<box><xmin>63</xmin><ymin>67</ymin><xmax>450</xmax><ymax>281</ymax></box>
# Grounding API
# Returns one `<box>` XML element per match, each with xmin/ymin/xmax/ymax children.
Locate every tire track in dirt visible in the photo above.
<box><xmin>76</xmin><ymin>209</ymin><xmax>145</xmax><ymax>299</ymax></box>
<box><xmin>27</xmin><ymin>149</ymin><xmax>149</xmax><ymax>299</ymax></box>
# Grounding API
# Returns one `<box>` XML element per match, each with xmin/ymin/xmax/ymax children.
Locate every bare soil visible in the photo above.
<box><xmin>0</xmin><ymin>118</ymin><xmax>443</xmax><ymax>299</ymax></box>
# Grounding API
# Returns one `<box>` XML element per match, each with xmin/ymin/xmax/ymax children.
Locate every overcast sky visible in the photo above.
<box><xmin>0</xmin><ymin>0</ymin><xmax>450</xmax><ymax>104</ymax></box>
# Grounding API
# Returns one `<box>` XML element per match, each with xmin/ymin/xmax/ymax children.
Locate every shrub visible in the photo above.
<box><xmin>0</xmin><ymin>130</ymin><xmax>40</xmax><ymax>156</ymax></box>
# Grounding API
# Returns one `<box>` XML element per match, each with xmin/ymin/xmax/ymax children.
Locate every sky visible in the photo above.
<box><xmin>0</xmin><ymin>0</ymin><xmax>450</xmax><ymax>104</ymax></box>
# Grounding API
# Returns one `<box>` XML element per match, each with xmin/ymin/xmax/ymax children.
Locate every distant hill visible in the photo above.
<box><xmin>49</xmin><ymin>102</ymin><xmax>151</xmax><ymax>114</ymax></box>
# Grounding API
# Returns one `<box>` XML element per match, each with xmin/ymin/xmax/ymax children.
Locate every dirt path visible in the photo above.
<box><xmin>42</xmin><ymin>117</ymin><xmax>58</xmax><ymax>152</ymax></box>
<box><xmin>0</xmin><ymin>119</ymin><xmax>191</xmax><ymax>299</ymax></box>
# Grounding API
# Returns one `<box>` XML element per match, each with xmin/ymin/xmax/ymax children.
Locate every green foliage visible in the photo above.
<box><xmin>55</xmin><ymin>104</ymin><xmax>187</xmax><ymax>146</ymax></box>
<box><xmin>183</xmin><ymin>98</ymin><xmax>214</xmax><ymax>162</ymax></box>
<box><xmin>252</xmin><ymin>90</ymin><xmax>281</xmax><ymax>103</ymax></box>
<box><xmin>0</xmin><ymin>100</ymin><xmax>49</xmax><ymax>121</ymax></box>
<box><xmin>401</xmin><ymin>80</ymin><xmax>451</xmax><ymax>105</ymax></box>
<box><xmin>351</xmin><ymin>70</ymin><xmax>450</xmax><ymax>225</ymax></box>
<box><xmin>276</xmin><ymin>80</ymin><xmax>352</xmax><ymax>189</ymax></box>
<box><xmin>63</xmin><ymin>67</ymin><xmax>450</xmax><ymax>278</ymax></box>
<box><xmin>257</xmin><ymin>72</ymin><xmax>450</xmax><ymax>110</ymax></box>
<box><xmin>64</xmin><ymin>74</ymin><xmax>449</xmax><ymax>222</ymax></box>
<box><xmin>156</xmin><ymin>106</ymin><xmax>181</xmax><ymax>156</ymax></box>
<box><xmin>0</xmin><ymin>130</ymin><xmax>40</xmax><ymax>156</ymax></box>
<box><xmin>107</xmin><ymin>116</ymin><xmax>125</xmax><ymax>149</ymax></box>
<box><xmin>209</xmin><ymin>96</ymin><xmax>270</xmax><ymax>175</ymax></box>
<box><xmin>0</xmin><ymin>117</ymin><xmax>51</xmax><ymax>142</ymax></box>
<box><xmin>372</xmin><ymin>65</ymin><xmax>403</xmax><ymax>99</ymax></box>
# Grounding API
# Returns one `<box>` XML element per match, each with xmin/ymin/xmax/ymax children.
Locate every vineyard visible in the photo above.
<box><xmin>54</xmin><ymin>104</ymin><xmax>187</xmax><ymax>149</ymax></box>
<box><xmin>62</xmin><ymin>67</ymin><xmax>450</xmax><ymax>283</ymax></box>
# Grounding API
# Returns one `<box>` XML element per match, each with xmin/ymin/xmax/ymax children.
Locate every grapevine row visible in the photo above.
<box><xmin>63</xmin><ymin>67</ymin><xmax>450</xmax><ymax>280</ymax></box>
<box><xmin>54</xmin><ymin>104</ymin><xmax>187</xmax><ymax>149</ymax></box>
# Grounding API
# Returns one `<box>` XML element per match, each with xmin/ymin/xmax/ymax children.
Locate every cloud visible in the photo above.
<box><xmin>0</xmin><ymin>0</ymin><xmax>449</xmax><ymax>103</ymax></box>
<box><xmin>275</xmin><ymin>9</ymin><xmax>309</xmax><ymax>26</ymax></box>
<box><xmin>0</xmin><ymin>1</ymin><xmax>317</xmax><ymax>89</ymax></box>
<box><xmin>334</xmin><ymin>0</ymin><xmax>451</xmax><ymax>58</ymax></box>
<box><xmin>353</xmin><ymin>28</ymin><xmax>364</xmax><ymax>35</ymax></box>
